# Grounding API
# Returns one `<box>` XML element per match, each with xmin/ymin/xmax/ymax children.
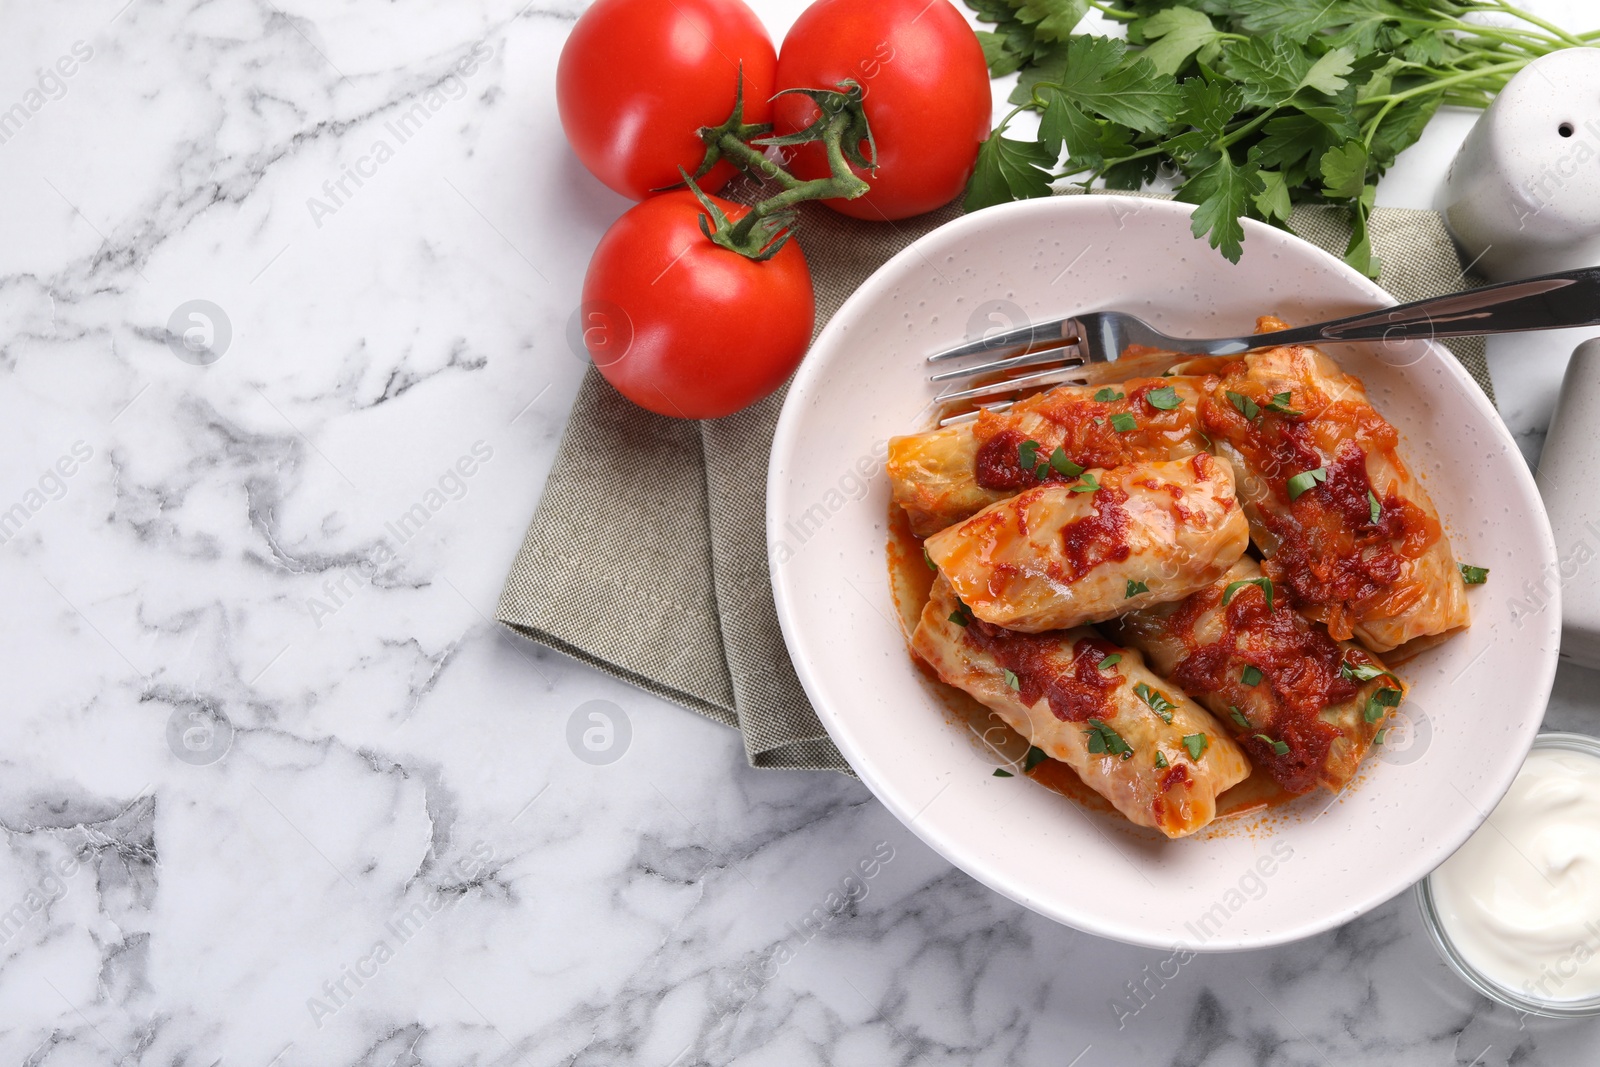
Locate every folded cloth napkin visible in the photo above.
<box><xmin>498</xmin><ymin>191</ymin><xmax>1495</xmax><ymax>775</ymax></box>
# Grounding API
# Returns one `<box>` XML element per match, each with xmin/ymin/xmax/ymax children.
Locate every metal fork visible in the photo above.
<box><xmin>927</xmin><ymin>265</ymin><xmax>1600</xmax><ymax>415</ymax></box>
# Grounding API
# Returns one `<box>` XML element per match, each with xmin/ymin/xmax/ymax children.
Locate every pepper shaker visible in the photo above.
<box><xmin>1442</xmin><ymin>48</ymin><xmax>1600</xmax><ymax>281</ymax></box>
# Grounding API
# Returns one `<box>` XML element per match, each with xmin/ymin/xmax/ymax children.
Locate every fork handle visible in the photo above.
<box><xmin>1245</xmin><ymin>266</ymin><xmax>1600</xmax><ymax>351</ymax></box>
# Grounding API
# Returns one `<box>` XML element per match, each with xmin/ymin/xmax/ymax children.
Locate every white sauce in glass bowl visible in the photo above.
<box><xmin>1432</xmin><ymin>747</ymin><xmax>1600</xmax><ymax>1002</ymax></box>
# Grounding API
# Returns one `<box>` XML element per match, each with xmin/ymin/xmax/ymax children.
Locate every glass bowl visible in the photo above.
<box><xmin>1416</xmin><ymin>731</ymin><xmax>1600</xmax><ymax>1019</ymax></box>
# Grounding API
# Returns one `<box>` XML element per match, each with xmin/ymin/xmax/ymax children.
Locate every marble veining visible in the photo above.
<box><xmin>1</xmin><ymin>0</ymin><xmax>1597</xmax><ymax>1063</ymax></box>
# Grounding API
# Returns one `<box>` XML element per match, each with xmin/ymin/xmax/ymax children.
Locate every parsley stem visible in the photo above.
<box><xmin>1483</xmin><ymin>0</ymin><xmax>1587</xmax><ymax>46</ymax></box>
<box><xmin>1087</xmin><ymin>1</ymin><xmax>1137</xmax><ymax>21</ymax></box>
<box><xmin>1216</xmin><ymin>108</ymin><xmax>1275</xmax><ymax>151</ymax></box>
<box><xmin>1360</xmin><ymin>60</ymin><xmax>1525</xmax><ymax>109</ymax></box>
<box><xmin>1432</xmin><ymin>15</ymin><xmax>1564</xmax><ymax>51</ymax></box>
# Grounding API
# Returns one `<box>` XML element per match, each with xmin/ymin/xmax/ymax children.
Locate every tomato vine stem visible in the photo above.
<box><xmin>682</xmin><ymin>72</ymin><xmax>877</xmax><ymax>260</ymax></box>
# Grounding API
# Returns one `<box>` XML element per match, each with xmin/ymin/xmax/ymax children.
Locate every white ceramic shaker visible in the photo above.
<box><xmin>1535</xmin><ymin>337</ymin><xmax>1600</xmax><ymax>671</ymax></box>
<box><xmin>1442</xmin><ymin>48</ymin><xmax>1600</xmax><ymax>281</ymax></box>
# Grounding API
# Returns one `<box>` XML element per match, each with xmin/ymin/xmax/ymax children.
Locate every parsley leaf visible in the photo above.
<box><xmin>1226</xmin><ymin>390</ymin><xmax>1260</xmax><ymax>420</ymax></box>
<box><xmin>1460</xmin><ymin>563</ymin><xmax>1489</xmax><ymax>585</ymax></box>
<box><xmin>1229</xmin><ymin>706</ymin><xmax>1250</xmax><ymax>729</ymax></box>
<box><xmin>1319</xmin><ymin>141</ymin><xmax>1369</xmax><ymax>199</ymax></box>
<box><xmin>1094</xmin><ymin>387</ymin><xmax>1124</xmax><ymax>402</ymax></box>
<box><xmin>1012</xmin><ymin>0</ymin><xmax>1091</xmax><ymax>43</ymax></box>
<box><xmin>1241</xmin><ymin>665</ymin><xmax>1263</xmax><ymax>686</ymax></box>
<box><xmin>1155</xmin><ymin>751</ymin><xmax>1169</xmax><ymax>768</ymax></box>
<box><xmin>1049</xmin><ymin>446</ymin><xmax>1083</xmax><ymax>477</ymax></box>
<box><xmin>1111</xmin><ymin>412</ymin><xmax>1138</xmax><ymax>432</ymax></box>
<box><xmin>1126</xmin><ymin>579</ymin><xmax>1150</xmax><ymax>598</ymax></box>
<box><xmin>1134</xmin><ymin>6</ymin><xmax>1223</xmax><ymax>76</ymax></box>
<box><xmin>1086</xmin><ymin>717</ymin><xmax>1135</xmax><ymax>760</ymax></box>
<box><xmin>1024</xmin><ymin>744</ymin><xmax>1049</xmax><ymax>772</ymax></box>
<box><xmin>1072</xmin><ymin>472</ymin><xmax>1100</xmax><ymax>493</ymax></box>
<box><xmin>1364</xmin><ymin>686</ymin><xmax>1402</xmax><ymax>723</ymax></box>
<box><xmin>993</xmin><ymin>767</ymin><xmax>1015</xmax><ymax>777</ymax></box>
<box><xmin>1018</xmin><ymin>438</ymin><xmax>1042</xmax><ymax>470</ymax></box>
<box><xmin>1146</xmin><ymin>385</ymin><xmax>1182</xmax><ymax>410</ymax></box>
<box><xmin>1367</xmin><ymin>490</ymin><xmax>1382</xmax><ymax>526</ymax></box>
<box><xmin>965</xmin><ymin>132</ymin><xmax>1053</xmax><ymax>212</ymax></box>
<box><xmin>1004</xmin><ymin>669</ymin><xmax>1021</xmax><ymax>690</ymax></box>
<box><xmin>1340</xmin><ymin>660</ymin><xmax>1393</xmax><ymax>684</ymax></box>
<box><xmin>1175</xmin><ymin>149</ymin><xmax>1252</xmax><ymax>263</ymax></box>
<box><xmin>1134</xmin><ymin>681</ymin><xmax>1175</xmax><ymax>723</ymax></box>
<box><xmin>1028</xmin><ymin>36</ymin><xmax>1180</xmax><ymax>134</ymax></box>
<box><xmin>1253</xmin><ymin>167</ymin><xmax>1292</xmax><ymax>223</ymax></box>
<box><xmin>1254</xmin><ymin>733</ymin><xmax>1292</xmax><ymax>756</ymax></box>
<box><xmin>1264</xmin><ymin>391</ymin><xmax>1300</xmax><ymax>415</ymax></box>
<box><xmin>1286</xmin><ymin>466</ymin><xmax>1328</xmax><ymax>500</ymax></box>
<box><xmin>1098</xmin><ymin>652</ymin><xmax>1122</xmax><ymax>670</ymax></box>
<box><xmin>1222</xmin><ymin>576</ymin><xmax>1275</xmax><ymax>612</ymax></box>
<box><xmin>1182</xmin><ymin>733</ymin><xmax>1209</xmax><ymax>761</ymax></box>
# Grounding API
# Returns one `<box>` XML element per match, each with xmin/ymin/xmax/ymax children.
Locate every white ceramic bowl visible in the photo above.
<box><xmin>767</xmin><ymin>195</ymin><xmax>1560</xmax><ymax>951</ymax></box>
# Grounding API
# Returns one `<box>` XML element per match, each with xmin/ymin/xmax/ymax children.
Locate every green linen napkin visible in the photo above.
<box><xmin>497</xmin><ymin>192</ymin><xmax>1495</xmax><ymax>775</ymax></box>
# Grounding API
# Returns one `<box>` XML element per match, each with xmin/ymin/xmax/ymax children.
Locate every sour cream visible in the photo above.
<box><xmin>1431</xmin><ymin>745</ymin><xmax>1600</xmax><ymax>1003</ymax></box>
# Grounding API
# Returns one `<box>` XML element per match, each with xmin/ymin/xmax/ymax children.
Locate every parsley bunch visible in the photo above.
<box><xmin>963</xmin><ymin>0</ymin><xmax>1597</xmax><ymax>275</ymax></box>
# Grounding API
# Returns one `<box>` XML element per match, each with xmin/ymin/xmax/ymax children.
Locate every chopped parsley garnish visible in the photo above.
<box><xmin>1340</xmin><ymin>660</ymin><xmax>1393</xmax><ymax>684</ymax></box>
<box><xmin>1254</xmin><ymin>733</ymin><xmax>1291</xmax><ymax>756</ymax></box>
<box><xmin>1286</xmin><ymin>466</ymin><xmax>1329</xmax><ymax>501</ymax></box>
<box><xmin>1126</xmin><ymin>579</ymin><xmax>1149</xmax><ymax>597</ymax></box>
<box><xmin>1374</xmin><ymin>729</ymin><xmax>1388</xmax><ymax>745</ymax></box>
<box><xmin>948</xmin><ymin>604</ymin><xmax>972</xmax><ymax>627</ymax></box>
<box><xmin>992</xmin><ymin>768</ymin><xmax>1014</xmax><ymax>777</ymax></box>
<box><xmin>1264</xmin><ymin>391</ymin><xmax>1301</xmax><ymax>416</ymax></box>
<box><xmin>1094</xmin><ymin>387</ymin><xmax>1124</xmax><ymax>402</ymax></box>
<box><xmin>1017</xmin><ymin>438</ymin><xmax>1042</xmax><ymax>471</ymax></box>
<box><xmin>1460</xmin><ymin>563</ymin><xmax>1490</xmax><ymax>585</ymax></box>
<box><xmin>923</xmin><ymin>546</ymin><xmax>937</xmax><ymax>572</ymax></box>
<box><xmin>1110</xmin><ymin>412</ymin><xmax>1137</xmax><ymax>433</ymax></box>
<box><xmin>1364</xmin><ymin>686</ymin><xmax>1402</xmax><ymax>723</ymax></box>
<box><xmin>1071</xmin><ymin>472</ymin><xmax>1100</xmax><ymax>493</ymax></box>
<box><xmin>1226</xmin><ymin>390</ymin><xmax>1259</xmax><ymax>420</ymax></box>
<box><xmin>1367</xmin><ymin>490</ymin><xmax>1382</xmax><ymax>526</ymax></box>
<box><xmin>1003</xmin><ymin>669</ymin><xmax>1020</xmax><ymax>691</ymax></box>
<box><xmin>1146</xmin><ymin>386</ymin><xmax>1182</xmax><ymax>410</ymax></box>
<box><xmin>1222</xmin><ymin>576</ymin><xmax>1275</xmax><ymax>612</ymax></box>
<box><xmin>1228</xmin><ymin>706</ymin><xmax>1250</xmax><ymax>729</ymax></box>
<box><xmin>1182</xmin><ymin>733</ymin><xmax>1208</xmax><ymax>761</ymax></box>
<box><xmin>1154</xmin><ymin>751</ymin><xmax>1168</xmax><ymax>769</ymax></box>
<box><xmin>1240</xmin><ymin>665</ymin><xmax>1263</xmax><ymax>687</ymax></box>
<box><xmin>1097</xmin><ymin>652</ymin><xmax>1122</xmax><ymax>670</ymax></box>
<box><xmin>1049</xmin><ymin>447</ymin><xmax>1082</xmax><ymax>478</ymax></box>
<box><xmin>1085</xmin><ymin>718</ymin><xmax>1134</xmax><ymax>760</ymax></box>
<box><xmin>1023</xmin><ymin>745</ymin><xmax>1048</xmax><ymax>772</ymax></box>
<box><xmin>1134</xmin><ymin>681</ymin><xmax>1174</xmax><ymax>724</ymax></box>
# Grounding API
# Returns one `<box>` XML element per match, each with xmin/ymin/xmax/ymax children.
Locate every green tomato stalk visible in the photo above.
<box><xmin>681</xmin><ymin>71</ymin><xmax>876</xmax><ymax>261</ymax></box>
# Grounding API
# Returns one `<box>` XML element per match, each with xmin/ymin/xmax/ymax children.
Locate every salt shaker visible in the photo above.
<box><xmin>1535</xmin><ymin>337</ymin><xmax>1600</xmax><ymax>671</ymax></box>
<box><xmin>1442</xmin><ymin>48</ymin><xmax>1600</xmax><ymax>281</ymax></box>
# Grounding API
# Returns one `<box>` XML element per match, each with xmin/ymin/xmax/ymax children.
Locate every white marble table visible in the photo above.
<box><xmin>1</xmin><ymin>0</ymin><xmax>1596</xmax><ymax>1063</ymax></box>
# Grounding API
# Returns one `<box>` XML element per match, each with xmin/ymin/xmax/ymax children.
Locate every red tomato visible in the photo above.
<box><xmin>581</xmin><ymin>191</ymin><xmax>814</xmax><ymax>419</ymax></box>
<box><xmin>773</xmin><ymin>0</ymin><xmax>991</xmax><ymax>220</ymax></box>
<box><xmin>557</xmin><ymin>0</ymin><xmax>777</xmax><ymax>201</ymax></box>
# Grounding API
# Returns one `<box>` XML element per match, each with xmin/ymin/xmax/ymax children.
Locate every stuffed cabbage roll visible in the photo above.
<box><xmin>887</xmin><ymin>377</ymin><xmax>1214</xmax><ymax>537</ymax></box>
<box><xmin>1108</xmin><ymin>558</ymin><xmax>1406</xmax><ymax>795</ymax></box>
<box><xmin>1178</xmin><ymin>320</ymin><xmax>1470</xmax><ymax>656</ymax></box>
<box><xmin>914</xmin><ymin>576</ymin><xmax>1251</xmax><ymax>838</ymax></box>
<box><xmin>923</xmin><ymin>455</ymin><xmax>1249</xmax><ymax>632</ymax></box>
